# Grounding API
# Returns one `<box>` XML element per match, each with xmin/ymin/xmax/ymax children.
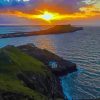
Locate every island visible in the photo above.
<box><xmin>0</xmin><ymin>43</ymin><xmax>77</xmax><ymax>100</ymax></box>
<box><xmin>0</xmin><ymin>25</ymin><xmax>83</xmax><ymax>39</ymax></box>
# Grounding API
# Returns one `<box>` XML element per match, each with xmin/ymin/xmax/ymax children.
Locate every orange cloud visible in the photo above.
<box><xmin>0</xmin><ymin>6</ymin><xmax>100</xmax><ymax>23</ymax></box>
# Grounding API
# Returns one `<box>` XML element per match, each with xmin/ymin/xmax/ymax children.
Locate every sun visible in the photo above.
<box><xmin>41</xmin><ymin>11</ymin><xmax>54</xmax><ymax>21</ymax></box>
<box><xmin>35</xmin><ymin>10</ymin><xmax>67</xmax><ymax>22</ymax></box>
<box><xmin>37</xmin><ymin>11</ymin><xmax>57</xmax><ymax>21</ymax></box>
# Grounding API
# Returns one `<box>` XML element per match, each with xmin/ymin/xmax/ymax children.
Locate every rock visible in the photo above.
<box><xmin>18</xmin><ymin>44</ymin><xmax>77</xmax><ymax>76</ymax></box>
<box><xmin>0</xmin><ymin>45</ymin><xmax>64</xmax><ymax>100</ymax></box>
<box><xmin>17</xmin><ymin>71</ymin><xmax>64</xmax><ymax>99</ymax></box>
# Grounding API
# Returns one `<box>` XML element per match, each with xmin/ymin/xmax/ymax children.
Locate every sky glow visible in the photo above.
<box><xmin>0</xmin><ymin>0</ymin><xmax>100</xmax><ymax>25</ymax></box>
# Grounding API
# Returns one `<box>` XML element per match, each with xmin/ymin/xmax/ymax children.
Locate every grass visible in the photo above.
<box><xmin>0</xmin><ymin>46</ymin><xmax>51</xmax><ymax>99</ymax></box>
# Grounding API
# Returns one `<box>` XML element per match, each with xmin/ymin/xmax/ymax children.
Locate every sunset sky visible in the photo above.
<box><xmin>0</xmin><ymin>0</ymin><xmax>100</xmax><ymax>25</ymax></box>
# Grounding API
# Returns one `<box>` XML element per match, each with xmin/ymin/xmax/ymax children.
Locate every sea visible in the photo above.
<box><xmin>0</xmin><ymin>25</ymin><xmax>100</xmax><ymax>100</ymax></box>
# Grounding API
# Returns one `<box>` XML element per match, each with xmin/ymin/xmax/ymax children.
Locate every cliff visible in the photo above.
<box><xmin>0</xmin><ymin>46</ymin><xmax>64</xmax><ymax>100</ymax></box>
<box><xmin>18</xmin><ymin>44</ymin><xmax>77</xmax><ymax>76</ymax></box>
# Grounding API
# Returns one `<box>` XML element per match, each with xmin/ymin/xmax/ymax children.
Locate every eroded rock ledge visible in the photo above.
<box><xmin>18</xmin><ymin>44</ymin><xmax>77</xmax><ymax>76</ymax></box>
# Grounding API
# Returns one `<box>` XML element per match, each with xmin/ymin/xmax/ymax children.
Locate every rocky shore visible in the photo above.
<box><xmin>18</xmin><ymin>44</ymin><xmax>77</xmax><ymax>76</ymax></box>
<box><xmin>0</xmin><ymin>44</ymin><xmax>77</xmax><ymax>100</ymax></box>
<box><xmin>0</xmin><ymin>25</ymin><xmax>83</xmax><ymax>39</ymax></box>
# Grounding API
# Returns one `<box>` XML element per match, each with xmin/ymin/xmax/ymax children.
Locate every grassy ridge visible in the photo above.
<box><xmin>0</xmin><ymin>46</ymin><xmax>51</xmax><ymax>100</ymax></box>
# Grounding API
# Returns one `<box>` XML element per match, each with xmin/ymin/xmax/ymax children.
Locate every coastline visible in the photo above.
<box><xmin>0</xmin><ymin>25</ymin><xmax>83</xmax><ymax>39</ymax></box>
<box><xmin>0</xmin><ymin>43</ymin><xmax>77</xmax><ymax>100</ymax></box>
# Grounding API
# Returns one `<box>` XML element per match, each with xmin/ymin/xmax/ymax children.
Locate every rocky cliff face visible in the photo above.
<box><xmin>0</xmin><ymin>46</ymin><xmax>64</xmax><ymax>100</ymax></box>
<box><xmin>18</xmin><ymin>44</ymin><xmax>77</xmax><ymax>76</ymax></box>
<box><xmin>18</xmin><ymin>71</ymin><xmax>64</xmax><ymax>99</ymax></box>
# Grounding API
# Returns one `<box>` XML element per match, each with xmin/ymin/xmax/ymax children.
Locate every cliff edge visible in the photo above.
<box><xmin>0</xmin><ymin>46</ymin><xmax>64</xmax><ymax>100</ymax></box>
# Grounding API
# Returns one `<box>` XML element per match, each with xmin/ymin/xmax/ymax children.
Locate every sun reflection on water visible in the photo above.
<box><xmin>33</xmin><ymin>36</ymin><xmax>56</xmax><ymax>53</ymax></box>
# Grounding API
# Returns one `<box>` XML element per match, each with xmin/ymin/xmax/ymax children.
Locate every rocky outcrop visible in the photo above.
<box><xmin>0</xmin><ymin>45</ymin><xmax>64</xmax><ymax>100</ymax></box>
<box><xmin>18</xmin><ymin>44</ymin><xmax>77</xmax><ymax>76</ymax></box>
<box><xmin>17</xmin><ymin>71</ymin><xmax>64</xmax><ymax>100</ymax></box>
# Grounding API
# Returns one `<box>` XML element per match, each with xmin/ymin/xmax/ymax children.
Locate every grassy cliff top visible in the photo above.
<box><xmin>0</xmin><ymin>46</ymin><xmax>51</xmax><ymax>99</ymax></box>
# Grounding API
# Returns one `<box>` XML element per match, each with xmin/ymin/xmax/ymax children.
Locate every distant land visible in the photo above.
<box><xmin>0</xmin><ymin>25</ymin><xmax>83</xmax><ymax>39</ymax></box>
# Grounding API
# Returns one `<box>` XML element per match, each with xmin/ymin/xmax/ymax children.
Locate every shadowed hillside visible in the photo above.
<box><xmin>0</xmin><ymin>46</ymin><xmax>64</xmax><ymax>100</ymax></box>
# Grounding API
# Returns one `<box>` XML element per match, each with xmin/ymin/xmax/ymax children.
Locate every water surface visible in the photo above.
<box><xmin>0</xmin><ymin>26</ymin><xmax>100</xmax><ymax>100</ymax></box>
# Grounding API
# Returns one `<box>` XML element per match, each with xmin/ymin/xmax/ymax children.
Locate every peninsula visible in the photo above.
<box><xmin>0</xmin><ymin>25</ymin><xmax>83</xmax><ymax>39</ymax></box>
<box><xmin>0</xmin><ymin>44</ymin><xmax>77</xmax><ymax>100</ymax></box>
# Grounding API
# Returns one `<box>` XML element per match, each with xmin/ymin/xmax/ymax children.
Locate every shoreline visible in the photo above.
<box><xmin>0</xmin><ymin>25</ymin><xmax>83</xmax><ymax>39</ymax></box>
<box><xmin>0</xmin><ymin>43</ymin><xmax>77</xmax><ymax>100</ymax></box>
<box><xmin>17</xmin><ymin>43</ymin><xmax>77</xmax><ymax>99</ymax></box>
